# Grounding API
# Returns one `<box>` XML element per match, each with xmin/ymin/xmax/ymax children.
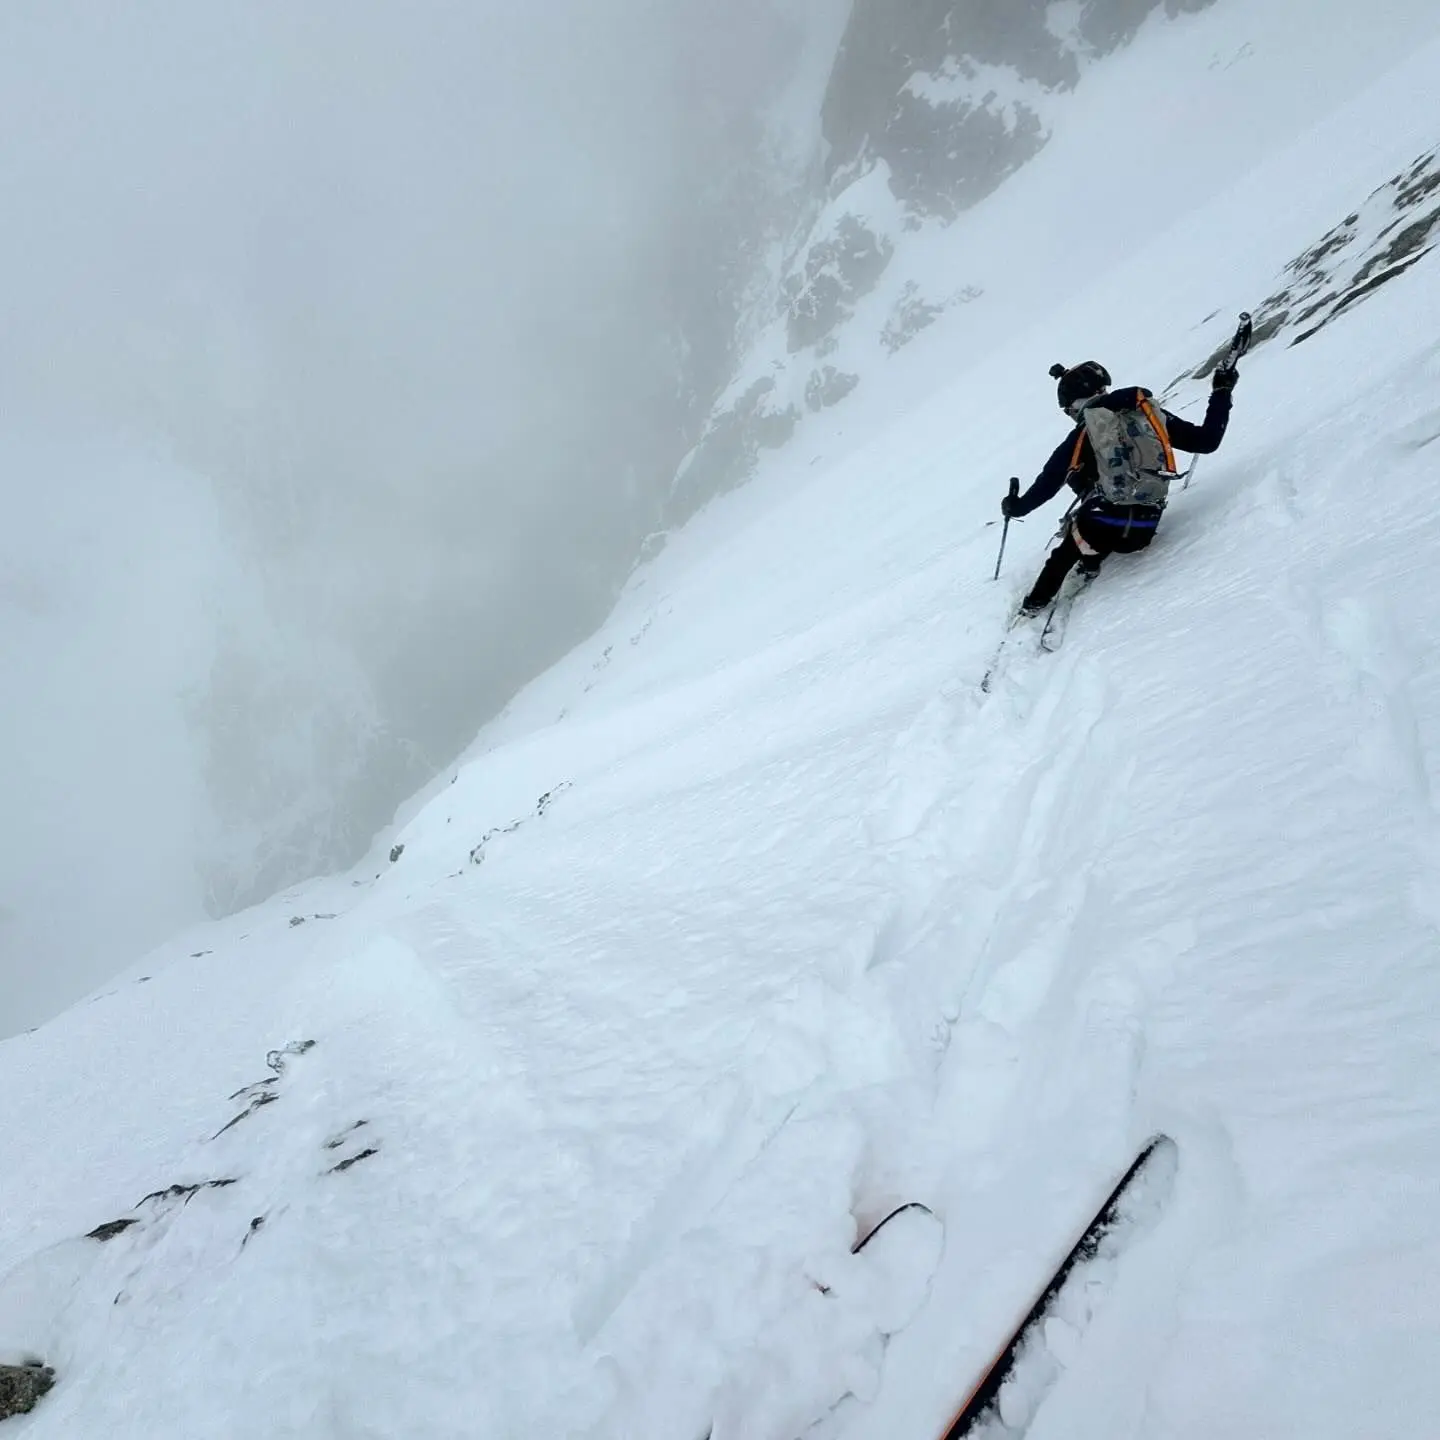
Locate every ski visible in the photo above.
<box><xmin>938</xmin><ymin>1134</ymin><xmax>1177</xmax><ymax>1439</ymax></box>
<box><xmin>979</xmin><ymin>634</ymin><xmax>1012</xmax><ymax>695</ymax></box>
<box><xmin>982</xmin><ymin>574</ymin><xmax>1091</xmax><ymax>691</ymax></box>
<box><xmin>980</xmin><ymin>607</ymin><xmax>1042</xmax><ymax>693</ymax></box>
<box><xmin>1037</xmin><ymin>571</ymin><xmax>1094</xmax><ymax>653</ymax></box>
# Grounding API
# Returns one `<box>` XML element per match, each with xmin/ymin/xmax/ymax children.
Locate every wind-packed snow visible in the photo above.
<box><xmin>3</xmin><ymin>1</ymin><xmax>1440</xmax><ymax>1436</ymax></box>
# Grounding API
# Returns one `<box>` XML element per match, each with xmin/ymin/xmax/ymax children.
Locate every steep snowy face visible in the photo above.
<box><xmin>671</xmin><ymin>0</ymin><xmax>1222</xmax><ymax>520</ymax></box>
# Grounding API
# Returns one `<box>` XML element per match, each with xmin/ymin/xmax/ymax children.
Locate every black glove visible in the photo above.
<box><xmin>1001</xmin><ymin>491</ymin><xmax>1023</xmax><ymax>520</ymax></box>
<box><xmin>1212</xmin><ymin>363</ymin><xmax>1238</xmax><ymax>393</ymax></box>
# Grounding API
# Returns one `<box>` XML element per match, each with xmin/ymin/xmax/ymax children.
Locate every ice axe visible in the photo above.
<box><xmin>1183</xmin><ymin>311</ymin><xmax>1252</xmax><ymax>491</ymax></box>
<box><xmin>992</xmin><ymin>477</ymin><xmax>1020</xmax><ymax>580</ymax></box>
<box><xmin>1230</xmin><ymin>310</ymin><xmax>1254</xmax><ymax>361</ymax></box>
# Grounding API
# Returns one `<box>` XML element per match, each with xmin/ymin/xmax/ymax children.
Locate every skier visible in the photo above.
<box><xmin>1000</xmin><ymin>358</ymin><xmax>1237</xmax><ymax>616</ymax></box>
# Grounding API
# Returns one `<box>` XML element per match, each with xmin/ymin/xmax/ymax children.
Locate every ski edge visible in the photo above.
<box><xmin>938</xmin><ymin>1134</ymin><xmax>1175</xmax><ymax>1440</ymax></box>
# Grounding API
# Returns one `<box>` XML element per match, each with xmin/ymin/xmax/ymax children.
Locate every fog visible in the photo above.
<box><xmin>0</xmin><ymin>0</ymin><xmax>849</xmax><ymax>1034</ymax></box>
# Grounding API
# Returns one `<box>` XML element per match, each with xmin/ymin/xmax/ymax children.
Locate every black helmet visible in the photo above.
<box><xmin>1050</xmin><ymin>361</ymin><xmax>1111</xmax><ymax>413</ymax></box>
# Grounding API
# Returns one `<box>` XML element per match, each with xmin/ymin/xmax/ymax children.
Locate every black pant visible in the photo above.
<box><xmin>1022</xmin><ymin>502</ymin><xmax>1162</xmax><ymax>610</ymax></box>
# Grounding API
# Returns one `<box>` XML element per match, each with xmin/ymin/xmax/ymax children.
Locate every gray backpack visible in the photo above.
<box><xmin>1074</xmin><ymin>388</ymin><xmax>1178</xmax><ymax>507</ymax></box>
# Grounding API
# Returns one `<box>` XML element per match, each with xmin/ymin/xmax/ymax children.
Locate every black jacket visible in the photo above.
<box><xmin>1009</xmin><ymin>388</ymin><xmax>1232</xmax><ymax>518</ymax></box>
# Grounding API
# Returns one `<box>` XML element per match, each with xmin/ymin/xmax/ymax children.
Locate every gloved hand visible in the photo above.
<box><xmin>1212</xmin><ymin>363</ymin><xmax>1239</xmax><ymax>393</ymax></box>
<box><xmin>1001</xmin><ymin>490</ymin><xmax>1024</xmax><ymax>520</ymax></box>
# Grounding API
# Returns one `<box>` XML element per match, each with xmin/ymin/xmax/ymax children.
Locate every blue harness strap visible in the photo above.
<box><xmin>1086</xmin><ymin>512</ymin><xmax>1159</xmax><ymax>529</ymax></box>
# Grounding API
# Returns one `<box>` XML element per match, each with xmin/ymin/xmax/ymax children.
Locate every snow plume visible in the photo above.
<box><xmin>0</xmin><ymin>1</ymin><xmax>846</xmax><ymax>1034</ymax></box>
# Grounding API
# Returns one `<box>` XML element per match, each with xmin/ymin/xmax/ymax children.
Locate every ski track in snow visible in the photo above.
<box><xmin>5</xmin><ymin>5</ymin><xmax>1440</xmax><ymax>1438</ymax></box>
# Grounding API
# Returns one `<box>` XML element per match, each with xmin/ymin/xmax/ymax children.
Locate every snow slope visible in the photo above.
<box><xmin>4</xmin><ymin>3</ymin><xmax>1440</xmax><ymax>1437</ymax></box>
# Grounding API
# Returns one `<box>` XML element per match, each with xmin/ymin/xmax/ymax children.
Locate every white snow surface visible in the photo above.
<box><xmin>5</xmin><ymin>3</ymin><xmax>1440</xmax><ymax>1436</ymax></box>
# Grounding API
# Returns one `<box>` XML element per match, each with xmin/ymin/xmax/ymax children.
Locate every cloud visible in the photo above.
<box><xmin>0</xmin><ymin>0</ymin><xmax>848</xmax><ymax>1032</ymax></box>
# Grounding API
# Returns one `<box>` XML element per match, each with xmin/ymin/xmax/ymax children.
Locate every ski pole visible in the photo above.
<box><xmin>992</xmin><ymin>477</ymin><xmax>1019</xmax><ymax>580</ymax></box>
<box><xmin>1183</xmin><ymin>311</ymin><xmax>1253</xmax><ymax>492</ymax></box>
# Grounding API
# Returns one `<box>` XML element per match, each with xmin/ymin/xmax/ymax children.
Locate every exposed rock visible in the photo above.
<box><xmin>211</xmin><ymin>1086</ymin><xmax>279</xmax><ymax>1139</ymax></box>
<box><xmin>1291</xmin><ymin>244</ymin><xmax>1434</xmax><ymax>346</ymax></box>
<box><xmin>535</xmin><ymin>782</ymin><xmax>571</xmax><ymax>816</ymax></box>
<box><xmin>265</xmin><ymin>1039</ymin><xmax>316</xmax><ymax>1074</ymax></box>
<box><xmin>783</xmin><ymin>216</ymin><xmax>895</xmax><ymax>353</ymax></box>
<box><xmin>469</xmin><ymin>783</ymin><xmax>576</xmax><ymax>863</ymax></box>
<box><xmin>0</xmin><ymin>1363</ymin><xmax>55</xmax><ymax>1421</ymax></box>
<box><xmin>1085</xmin><ymin>0</ymin><xmax>1217</xmax><ymax>51</ymax></box>
<box><xmin>324</xmin><ymin>1119</ymin><xmax>370</xmax><ymax>1150</ymax></box>
<box><xmin>668</xmin><ymin>379</ymin><xmax>802</xmax><ymax>524</ymax></box>
<box><xmin>882</xmin><ymin>289</ymin><xmax>943</xmax><ymax>352</ymax></box>
<box><xmin>805</xmin><ymin>366</ymin><xmax>861</xmax><ymax>411</ymax></box>
<box><xmin>1176</xmin><ymin>147</ymin><xmax>1440</xmax><ymax>384</ymax></box>
<box><xmin>327</xmin><ymin>1146</ymin><xmax>380</xmax><ymax>1175</ymax></box>
<box><xmin>87</xmin><ymin>1217</ymin><xmax>141</xmax><ymax>1242</ymax></box>
<box><xmin>877</xmin><ymin>78</ymin><xmax>1048</xmax><ymax>222</ymax></box>
<box><xmin>821</xmin><ymin>0</ymin><xmax>1219</xmax><ymax>220</ymax></box>
<box><xmin>882</xmin><ymin>281</ymin><xmax>983</xmax><ymax>353</ymax></box>
<box><xmin>136</xmin><ymin>1177</ymin><xmax>239</xmax><ymax>1208</ymax></box>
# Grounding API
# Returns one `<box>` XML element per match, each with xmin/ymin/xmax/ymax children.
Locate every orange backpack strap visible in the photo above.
<box><xmin>1137</xmin><ymin>394</ymin><xmax>1177</xmax><ymax>474</ymax></box>
<box><xmin>1068</xmin><ymin>427</ymin><xmax>1087</xmax><ymax>472</ymax></box>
